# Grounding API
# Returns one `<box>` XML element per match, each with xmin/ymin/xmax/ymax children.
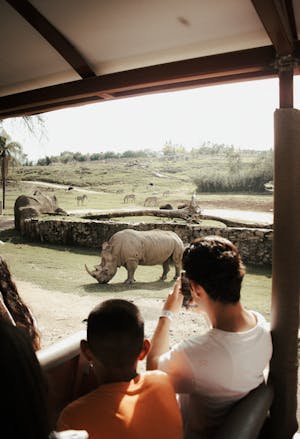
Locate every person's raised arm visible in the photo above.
<box><xmin>146</xmin><ymin>278</ymin><xmax>183</xmax><ymax>370</ymax></box>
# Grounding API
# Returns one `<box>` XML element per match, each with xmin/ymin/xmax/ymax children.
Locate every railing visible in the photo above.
<box><xmin>37</xmin><ymin>331</ymin><xmax>97</xmax><ymax>427</ymax></box>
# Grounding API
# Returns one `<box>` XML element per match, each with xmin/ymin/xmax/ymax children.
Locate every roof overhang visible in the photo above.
<box><xmin>0</xmin><ymin>0</ymin><xmax>299</xmax><ymax>118</ymax></box>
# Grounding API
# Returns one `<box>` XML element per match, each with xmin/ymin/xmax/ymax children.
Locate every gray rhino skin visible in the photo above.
<box><xmin>14</xmin><ymin>192</ymin><xmax>67</xmax><ymax>230</ymax></box>
<box><xmin>85</xmin><ymin>229</ymin><xmax>184</xmax><ymax>284</ymax></box>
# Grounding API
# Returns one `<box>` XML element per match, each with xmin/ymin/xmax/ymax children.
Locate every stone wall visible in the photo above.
<box><xmin>20</xmin><ymin>218</ymin><xmax>273</xmax><ymax>266</ymax></box>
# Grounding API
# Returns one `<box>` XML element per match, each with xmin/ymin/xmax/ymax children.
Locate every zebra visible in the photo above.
<box><xmin>76</xmin><ymin>194</ymin><xmax>87</xmax><ymax>205</ymax></box>
<box><xmin>124</xmin><ymin>194</ymin><xmax>136</xmax><ymax>203</ymax></box>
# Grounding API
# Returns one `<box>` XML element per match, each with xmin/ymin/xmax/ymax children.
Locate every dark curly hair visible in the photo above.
<box><xmin>0</xmin><ymin>256</ymin><xmax>40</xmax><ymax>350</ymax></box>
<box><xmin>182</xmin><ymin>236</ymin><xmax>245</xmax><ymax>304</ymax></box>
<box><xmin>0</xmin><ymin>320</ymin><xmax>50</xmax><ymax>438</ymax></box>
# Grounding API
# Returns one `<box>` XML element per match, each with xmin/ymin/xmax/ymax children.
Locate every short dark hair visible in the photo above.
<box><xmin>87</xmin><ymin>299</ymin><xmax>144</xmax><ymax>369</ymax></box>
<box><xmin>0</xmin><ymin>320</ymin><xmax>50</xmax><ymax>438</ymax></box>
<box><xmin>182</xmin><ymin>236</ymin><xmax>245</xmax><ymax>304</ymax></box>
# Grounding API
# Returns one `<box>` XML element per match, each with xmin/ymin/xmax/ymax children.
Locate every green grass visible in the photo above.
<box><xmin>0</xmin><ymin>229</ymin><xmax>272</xmax><ymax>320</ymax></box>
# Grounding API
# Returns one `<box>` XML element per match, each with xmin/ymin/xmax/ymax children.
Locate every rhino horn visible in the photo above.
<box><xmin>85</xmin><ymin>264</ymin><xmax>98</xmax><ymax>279</ymax></box>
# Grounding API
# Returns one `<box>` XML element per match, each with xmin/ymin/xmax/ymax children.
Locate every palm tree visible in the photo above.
<box><xmin>0</xmin><ymin>129</ymin><xmax>22</xmax><ymax>210</ymax></box>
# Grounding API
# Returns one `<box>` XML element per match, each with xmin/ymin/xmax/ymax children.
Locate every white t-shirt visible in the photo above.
<box><xmin>158</xmin><ymin>311</ymin><xmax>272</xmax><ymax>439</ymax></box>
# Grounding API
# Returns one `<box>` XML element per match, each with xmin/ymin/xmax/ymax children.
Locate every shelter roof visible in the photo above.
<box><xmin>0</xmin><ymin>0</ymin><xmax>299</xmax><ymax>117</ymax></box>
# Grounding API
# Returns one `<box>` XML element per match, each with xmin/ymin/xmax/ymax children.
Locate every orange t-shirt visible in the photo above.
<box><xmin>57</xmin><ymin>370</ymin><xmax>183</xmax><ymax>439</ymax></box>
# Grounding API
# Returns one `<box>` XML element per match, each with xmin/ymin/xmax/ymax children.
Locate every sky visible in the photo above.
<box><xmin>4</xmin><ymin>76</ymin><xmax>300</xmax><ymax>161</ymax></box>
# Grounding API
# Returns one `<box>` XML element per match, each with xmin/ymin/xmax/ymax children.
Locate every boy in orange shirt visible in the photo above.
<box><xmin>57</xmin><ymin>299</ymin><xmax>183</xmax><ymax>439</ymax></box>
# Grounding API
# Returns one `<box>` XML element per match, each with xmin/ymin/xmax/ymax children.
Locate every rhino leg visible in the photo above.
<box><xmin>174</xmin><ymin>263</ymin><xmax>181</xmax><ymax>280</ymax></box>
<box><xmin>161</xmin><ymin>259</ymin><xmax>170</xmax><ymax>281</ymax></box>
<box><xmin>124</xmin><ymin>259</ymin><xmax>138</xmax><ymax>284</ymax></box>
<box><xmin>172</xmin><ymin>245</ymin><xmax>183</xmax><ymax>279</ymax></box>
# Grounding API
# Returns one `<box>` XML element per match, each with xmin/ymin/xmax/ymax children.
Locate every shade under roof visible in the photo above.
<box><xmin>0</xmin><ymin>0</ymin><xmax>299</xmax><ymax>117</ymax></box>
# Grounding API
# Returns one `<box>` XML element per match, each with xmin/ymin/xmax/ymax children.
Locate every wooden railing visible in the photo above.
<box><xmin>37</xmin><ymin>331</ymin><xmax>97</xmax><ymax>427</ymax></box>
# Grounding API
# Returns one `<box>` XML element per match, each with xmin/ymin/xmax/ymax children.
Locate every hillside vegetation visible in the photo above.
<box><xmin>19</xmin><ymin>146</ymin><xmax>273</xmax><ymax>193</ymax></box>
<box><xmin>0</xmin><ymin>149</ymin><xmax>272</xmax><ymax>217</ymax></box>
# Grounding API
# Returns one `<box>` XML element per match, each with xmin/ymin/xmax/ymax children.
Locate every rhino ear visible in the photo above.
<box><xmin>102</xmin><ymin>242</ymin><xmax>112</xmax><ymax>252</ymax></box>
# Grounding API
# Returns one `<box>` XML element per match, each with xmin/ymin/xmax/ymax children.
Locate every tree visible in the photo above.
<box><xmin>225</xmin><ymin>148</ymin><xmax>242</xmax><ymax>174</ymax></box>
<box><xmin>162</xmin><ymin>141</ymin><xmax>175</xmax><ymax>157</ymax></box>
<box><xmin>0</xmin><ymin>129</ymin><xmax>22</xmax><ymax>209</ymax></box>
<box><xmin>1</xmin><ymin>115</ymin><xmax>46</xmax><ymax>141</ymax></box>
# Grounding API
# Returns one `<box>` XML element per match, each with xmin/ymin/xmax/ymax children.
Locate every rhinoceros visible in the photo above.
<box><xmin>85</xmin><ymin>229</ymin><xmax>184</xmax><ymax>284</ymax></box>
<box><xmin>14</xmin><ymin>192</ymin><xmax>67</xmax><ymax>231</ymax></box>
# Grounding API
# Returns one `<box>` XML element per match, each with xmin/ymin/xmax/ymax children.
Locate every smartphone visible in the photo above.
<box><xmin>181</xmin><ymin>271</ymin><xmax>192</xmax><ymax>308</ymax></box>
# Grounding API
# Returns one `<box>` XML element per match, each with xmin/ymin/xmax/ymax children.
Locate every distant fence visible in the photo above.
<box><xmin>20</xmin><ymin>218</ymin><xmax>273</xmax><ymax>266</ymax></box>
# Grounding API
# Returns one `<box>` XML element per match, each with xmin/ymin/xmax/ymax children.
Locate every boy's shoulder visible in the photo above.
<box><xmin>61</xmin><ymin>371</ymin><xmax>171</xmax><ymax>412</ymax></box>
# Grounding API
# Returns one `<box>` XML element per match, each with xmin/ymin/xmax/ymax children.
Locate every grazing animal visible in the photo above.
<box><xmin>123</xmin><ymin>194</ymin><xmax>136</xmax><ymax>203</ymax></box>
<box><xmin>160</xmin><ymin>203</ymin><xmax>173</xmax><ymax>210</ymax></box>
<box><xmin>144</xmin><ymin>196</ymin><xmax>159</xmax><ymax>207</ymax></box>
<box><xmin>14</xmin><ymin>193</ymin><xmax>67</xmax><ymax>230</ymax></box>
<box><xmin>85</xmin><ymin>229</ymin><xmax>184</xmax><ymax>284</ymax></box>
<box><xmin>33</xmin><ymin>189</ymin><xmax>43</xmax><ymax>196</ymax></box>
<box><xmin>76</xmin><ymin>194</ymin><xmax>87</xmax><ymax>205</ymax></box>
<box><xmin>163</xmin><ymin>190</ymin><xmax>170</xmax><ymax>197</ymax></box>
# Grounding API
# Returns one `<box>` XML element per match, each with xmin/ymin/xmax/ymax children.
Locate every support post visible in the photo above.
<box><xmin>277</xmin><ymin>55</ymin><xmax>294</xmax><ymax>108</ymax></box>
<box><xmin>268</xmin><ymin>59</ymin><xmax>299</xmax><ymax>436</ymax></box>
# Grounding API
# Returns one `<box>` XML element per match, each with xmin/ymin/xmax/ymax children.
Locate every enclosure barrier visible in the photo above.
<box><xmin>21</xmin><ymin>218</ymin><xmax>273</xmax><ymax>266</ymax></box>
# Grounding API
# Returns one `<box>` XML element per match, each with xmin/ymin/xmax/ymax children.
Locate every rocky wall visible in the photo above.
<box><xmin>20</xmin><ymin>218</ymin><xmax>273</xmax><ymax>266</ymax></box>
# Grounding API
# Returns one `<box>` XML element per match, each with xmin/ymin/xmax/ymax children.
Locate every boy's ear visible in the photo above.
<box><xmin>138</xmin><ymin>339</ymin><xmax>151</xmax><ymax>361</ymax></box>
<box><xmin>80</xmin><ymin>339</ymin><xmax>94</xmax><ymax>362</ymax></box>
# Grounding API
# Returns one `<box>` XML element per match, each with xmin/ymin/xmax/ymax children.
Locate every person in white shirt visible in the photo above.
<box><xmin>147</xmin><ymin>235</ymin><xmax>272</xmax><ymax>439</ymax></box>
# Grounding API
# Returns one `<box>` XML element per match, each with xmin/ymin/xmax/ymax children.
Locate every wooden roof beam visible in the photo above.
<box><xmin>251</xmin><ymin>0</ymin><xmax>295</xmax><ymax>55</ymax></box>
<box><xmin>0</xmin><ymin>45</ymin><xmax>277</xmax><ymax>116</ymax></box>
<box><xmin>0</xmin><ymin>70</ymin><xmax>279</xmax><ymax>119</ymax></box>
<box><xmin>5</xmin><ymin>0</ymin><xmax>95</xmax><ymax>78</ymax></box>
<box><xmin>0</xmin><ymin>96</ymin><xmax>103</xmax><ymax>119</ymax></box>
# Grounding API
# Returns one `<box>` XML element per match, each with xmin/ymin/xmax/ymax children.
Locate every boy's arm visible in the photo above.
<box><xmin>146</xmin><ymin>278</ymin><xmax>183</xmax><ymax>370</ymax></box>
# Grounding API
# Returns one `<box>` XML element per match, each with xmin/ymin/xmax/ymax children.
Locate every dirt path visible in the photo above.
<box><xmin>22</xmin><ymin>180</ymin><xmax>101</xmax><ymax>194</ymax></box>
<box><xmin>202</xmin><ymin>208</ymin><xmax>273</xmax><ymax>225</ymax></box>
<box><xmin>17</xmin><ymin>279</ymin><xmax>206</xmax><ymax>349</ymax></box>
